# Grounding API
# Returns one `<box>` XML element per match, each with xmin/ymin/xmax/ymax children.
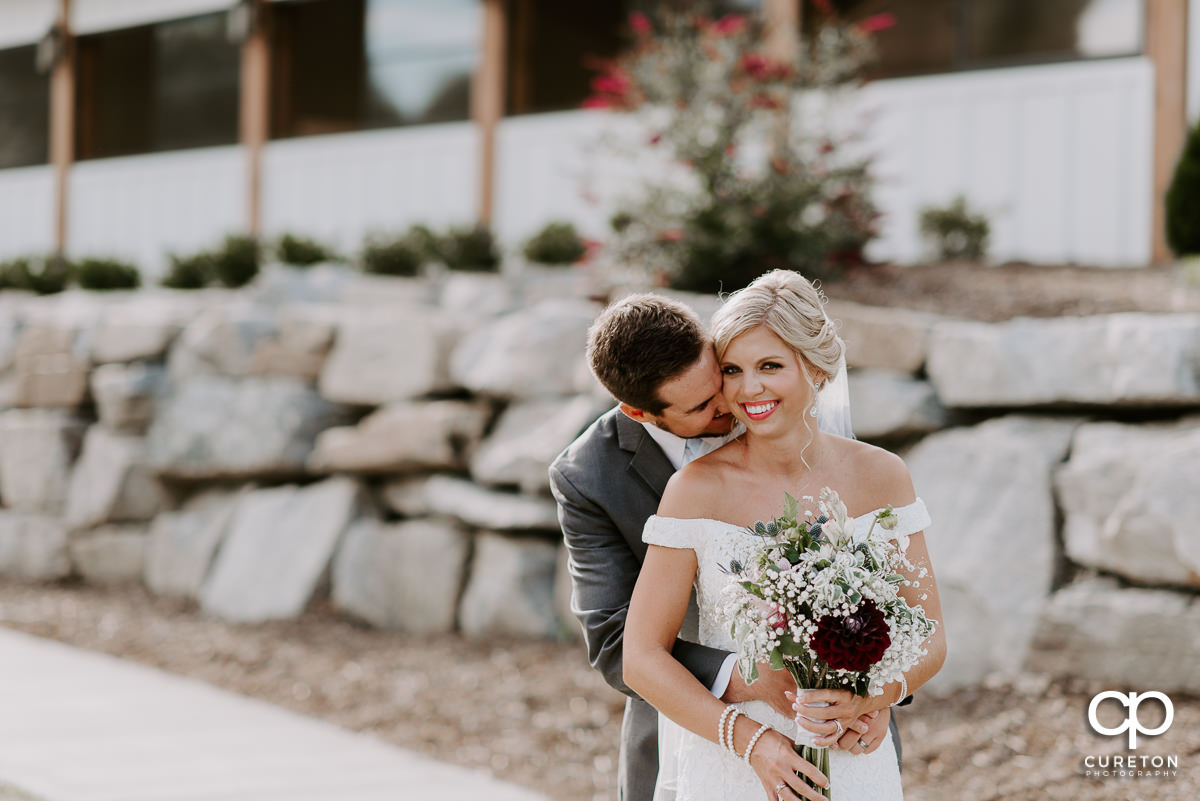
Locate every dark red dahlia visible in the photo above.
<box><xmin>809</xmin><ymin>598</ymin><xmax>891</xmax><ymax>672</ymax></box>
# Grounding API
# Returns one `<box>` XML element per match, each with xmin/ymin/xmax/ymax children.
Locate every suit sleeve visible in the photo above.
<box><xmin>549</xmin><ymin>463</ymin><xmax>729</xmax><ymax>699</ymax></box>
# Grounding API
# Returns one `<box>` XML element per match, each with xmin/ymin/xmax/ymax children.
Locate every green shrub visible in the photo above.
<box><xmin>211</xmin><ymin>235</ymin><xmax>260</xmax><ymax>287</ymax></box>
<box><xmin>161</xmin><ymin>251</ymin><xmax>214</xmax><ymax>289</ymax></box>
<box><xmin>918</xmin><ymin>196</ymin><xmax>990</xmax><ymax>262</ymax></box>
<box><xmin>75</xmin><ymin>257</ymin><xmax>141</xmax><ymax>290</ymax></box>
<box><xmin>276</xmin><ymin>233</ymin><xmax>335</xmax><ymax>266</ymax></box>
<box><xmin>361</xmin><ymin>233</ymin><xmax>424</xmax><ymax>276</ymax></box>
<box><xmin>523</xmin><ymin>221</ymin><xmax>586</xmax><ymax>265</ymax></box>
<box><xmin>1166</xmin><ymin>121</ymin><xmax>1200</xmax><ymax>256</ymax></box>
<box><xmin>404</xmin><ymin>224</ymin><xmax>443</xmax><ymax>265</ymax></box>
<box><xmin>439</xmin><ymin>223</ymin><xmax>500</xmax><ymax>272</ymax></box>
<box><xmin>2</xmin><ymin>255</ymin><xmax>72</xmax><ymax>294</ymax></box>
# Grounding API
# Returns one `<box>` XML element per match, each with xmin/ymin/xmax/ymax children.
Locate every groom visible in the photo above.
<box><xmin>550</xmin><ymin>294</ymin><xmax>902</xmax><ymax>801</ymax></box>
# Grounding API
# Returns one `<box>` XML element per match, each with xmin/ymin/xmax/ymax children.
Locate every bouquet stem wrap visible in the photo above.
<box><xmin>786</xmin><ymin>662</ymin><xmax>832</xmax><ymax>800</ymax></box>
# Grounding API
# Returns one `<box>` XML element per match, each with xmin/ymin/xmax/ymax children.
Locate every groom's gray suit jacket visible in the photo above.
<box><xmin>549</xmin><ymin>408</ymin><xmax>902</xmax><ymax>801</ymax></box>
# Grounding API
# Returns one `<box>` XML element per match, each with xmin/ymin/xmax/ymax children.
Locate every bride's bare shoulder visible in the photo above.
<box><xmin>658</xmin><ymin>456</ymin><xmax>729</xmax><ymax>519</ymax></box>
<box><xmin>838</xmin><ymin>438</ymin><xmax>916</xmax><ymax>508</ymax></box>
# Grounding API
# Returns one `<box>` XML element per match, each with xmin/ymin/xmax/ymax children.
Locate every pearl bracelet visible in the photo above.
<box><xmin>742</xmin><ymin>722</ymin><xmax>772</xmax><ymax>764</ymax></box>
<box><xmin>718</xmin><ymin>706</ymin><xmax>742</xmax><ymax>754</ymax></box>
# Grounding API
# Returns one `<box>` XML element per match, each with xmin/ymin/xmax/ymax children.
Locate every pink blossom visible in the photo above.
<box><xmin>648</xmin><ymin>132</ymin><xmax>663</xmax><ymax>146</ymax></box>
<box><xmin>857</xmin><ymin>13</ymin><xmax>897</xmax><ymax>33</ymax></box>
<box><xmin>658</xmin><ymin>228</ymin><xmax>685</xmax><ymax>242</ymax></box>
<box><xmin>581</xmin><ymin>96</ymin><xmax>613</xmax><ymax>110</ymax></box>
<box><xmin>712</xmin><ymin>14</ymin><xmax>746</xmax><ymax>36</ymax></box>
<box><xmin>591</xmin><ymin>72</ymin><xmax>630</xmax><ymax>96</ymax></box>
<box><xmin>629</xmin><ymin>12</ymin><xmax>652</xmax><ymax>35</ymax></box>
<box><xmin>750</xmin><ymin>93</ymin><xmax>782</xmax><ymax>110</ymax></box>
<box><xmin>767</xmin><ymin>604</ymin><xmax>789</xmax><ymax>632</ymax></box>
<box><xmin>739</xmin><ymin>53</ymin><xmax>772</xmax><ymax>81</ymax></box>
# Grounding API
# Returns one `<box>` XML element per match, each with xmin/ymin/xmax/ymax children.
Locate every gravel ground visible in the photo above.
<box><xmin>1</xmin><ymin>580</ymin><xmax>1197</xmax><ymax>801</ymax></box>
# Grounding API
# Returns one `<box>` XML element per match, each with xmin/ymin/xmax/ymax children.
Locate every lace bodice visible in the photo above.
<box><xmin>640</xmin><ymin>499</ymin><xmax>929</xmax><ymax>801</ymax></box>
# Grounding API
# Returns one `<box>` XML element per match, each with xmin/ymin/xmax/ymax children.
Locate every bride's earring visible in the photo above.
<box><xmin>810</xmin><ymin>381</ymin><xmax>823</xmax><ymax>418</ymax></box>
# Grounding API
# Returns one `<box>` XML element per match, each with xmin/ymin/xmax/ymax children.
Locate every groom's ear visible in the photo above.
<box><xmin>618</xmin><ymin>402</ymin><xmax>650</xmax><ymax>421</ymax></box>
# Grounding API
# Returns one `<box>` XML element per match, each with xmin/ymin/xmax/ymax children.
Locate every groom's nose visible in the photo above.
<box><xmin>713</xmin><ymin>394</ymin><xmax>731</xmax><ymax>417</ymax></box>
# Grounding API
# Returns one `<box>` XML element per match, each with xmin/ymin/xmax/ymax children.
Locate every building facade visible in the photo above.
<box><xmin>0</xmin><ymin>0</ymin><xmax>1196</xmax><ymax>277</ymax></box>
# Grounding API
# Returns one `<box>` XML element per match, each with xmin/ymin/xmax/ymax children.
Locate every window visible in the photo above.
<box><xmin>803</xmin><ymin>0</ymin><xmax>1143</xmax><ymax>80</ymax></box>
<box><xmin>270</xmin><ymin>0</ymin><xmax>480</xmax><ymax>139</ymax></box>
<box><xmin>74</xmin><ymin>13</ymin><xmax>240</xmax><ymax>160</ymax></box>
<box><xmin>0</xmin><ymin>45</ymin><xmax>51</xmax><ymax>169</ymax></box>
<box><xmin>505</xmin><ymin>0</ymin><xmax>764</xmax><ymax>116</ymax></box>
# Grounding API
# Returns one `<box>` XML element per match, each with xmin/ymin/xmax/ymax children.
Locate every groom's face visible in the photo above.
<box><xmin>644</xmin><ymin>346</ymin><xmax>733</xmax><ymax>438</ymax></box>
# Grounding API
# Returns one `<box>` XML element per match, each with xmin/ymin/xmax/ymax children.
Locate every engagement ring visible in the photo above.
<box><xmin>774</xmin><ymin>781</ymin><xmax>787</xmax><ymax>800</ymax></box>
<box><xmin>858</xmin><ymin>738</ymin><xmax>869</xmax><ymax>749</ymax></box>
<box><xmin>833</xmin><ymin>719</ymin><xmax>844</xmax><ymax>737</ymax></box>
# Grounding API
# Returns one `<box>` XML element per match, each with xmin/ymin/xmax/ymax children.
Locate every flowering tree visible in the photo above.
<box><xmin>586</xmin><ymin>5</ymin><xmax>894</xmax><ymax>293</ymax></box>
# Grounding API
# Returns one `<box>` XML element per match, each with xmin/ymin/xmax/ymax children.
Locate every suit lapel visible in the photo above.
<box><xmin>616</xmin><ymin>411</ymin><xmax>674</xmax><ymax>498</ymax></box>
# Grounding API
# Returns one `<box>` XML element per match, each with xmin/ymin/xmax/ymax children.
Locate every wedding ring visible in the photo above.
<box><xmin>858</xmin><ymin>738</ymin><xmax>869</xmax><ymax>749</ymax></box>
<box><xmin>833</xmin><ymin>719</ymin><xmax>844</xmax><ymax>737</ymax></box>
<box><xmin>774</xmin><ymin>781</ymin><xmax>787</xmax><ymax>800</ymax></box>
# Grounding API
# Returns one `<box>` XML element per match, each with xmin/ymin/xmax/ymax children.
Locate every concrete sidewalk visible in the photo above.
<box><xmin>0</xmin><ymin>628</ymin><xmax>550</xmax><ymax>801</ymax></box>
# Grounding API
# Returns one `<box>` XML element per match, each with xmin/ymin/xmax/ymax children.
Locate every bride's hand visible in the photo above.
<box><xmin>749</xmin><ymin>729</ymin><xmax>830</xmax><ymax>801</ymax></box>
<box><xmin>789</xmin><ymin>689</ymin><xmax>877</xmax><ymax>747</ymax></box>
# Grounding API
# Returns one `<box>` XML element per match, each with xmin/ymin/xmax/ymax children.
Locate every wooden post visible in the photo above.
<box><xmin>240</xmin><ymin>0</ymin><xmax>270</xmax><ymax>238</ymax></box>
<box><xmin>49</xmin><ymin>0</ymin><xmax>74</xmax><ymax>257</ymax></box>
<box><xmin>763</xmin><ymin>0</ymin><xmax>799</xmax><ymax>63</ymax></box>
<box><xmin>473</xmin><ymin>0</ymin><xmax>506</xmax><ymax>226</ymax></box>
<box><xmin>1146</xmin><ymin>0</ymin><xmax>1189</xmax><ymax>263</ymax></box>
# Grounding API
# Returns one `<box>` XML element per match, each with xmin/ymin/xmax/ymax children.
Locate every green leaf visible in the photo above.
<box><xmin>769</xmin><ymin>650</ymin><xmax>785</xmax><ymax>671</ymax></box>
<box><xmin>783</xmin><ymin>492</ymin><xmax>799</xmax><ymax>521</ymax></box>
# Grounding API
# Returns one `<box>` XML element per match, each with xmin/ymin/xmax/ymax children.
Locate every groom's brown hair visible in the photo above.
<box><xmin>587</xmin><ymin>294</ymin><xmax>707</xmax><ymax>414</ymax></box>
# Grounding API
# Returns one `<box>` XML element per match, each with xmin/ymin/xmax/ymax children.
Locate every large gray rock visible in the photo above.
<box><xmin>927</xmin><ymin>313</ymin><xmax>1200</xmax><ymax>408</ymax></box>
<box><xmin>471</xmin><ymin>396</ymin><xmax>606</xmax><ymax>494</ymax></box>
<box><xmin>247</xmin><ymin>304</ymin><xmax>337</xmax><ymax>381</ymax></box>
<box><xmin>10</xmin><ymin>323</ymin><xmax>91</xmax><ymax>408</ymax></box>
<box><xmin>91</xmin><ymin>299</ymin><xmax>188</xmax><ymax>363</ymax></box>
<box><xmin>0</xmin><ymin>409</ymin><xmax>85</xmax><ymax>513</ymax></box>
<box><xmin>334</xmin><ymin>274</ymin><xmax>435</xmax><ymax>307</ymax></box>
<box><xmin>251</xmin><ymin>263</ymin><xmax>358</xmax><ymax>306</ymax></box>
<box><xmin>69</xmin><ymin>526</ymin><xmax>149</xmax><ymax>584</ymax></box>
<box><xmin>848</xmin><ymin>369</ymin><xmax>949</xmax><ymax>440</ymax></box>
<box><xmin>0</xmin><ymin>512</ymin><xmax>70</xmax><ymax>580</ymax></box>
<box><xmin>90</xmin><ymin>362</ymin><xmax>167</xmax><ymax>433</ymax></box>
<box><xmin>1055</xmin><ymin>418</ymin><xmax>1200</xmax><ymax>588</ymax></box>
<box><xmin>904</xmin><ymin>415</ymin><xmax>1079</xmax><ymax>691</ymax></box>
<box><xmin>459</xmin><ymin>533</ymin><xmax>559</xmax><ymax>638</ymax></box>
<box><xmin>200</xmin><ymin>477</ymin><xmax>364</xmax><ymax>623</ymax></box>
<box><xmin>381</xmin><ymin>475</ymin><xmax>561</xmax><ymax>532</ymax></box>
<box><xmin>439</xmin><ymin>273</ymin><xmax>519</xmax><ymax>318</ymax></box>
<box><xmin>167</xmin><ymin>305</ymin><xmax>277</xmax><ymax>380</ymax></box>
<box><xmin>450</xmin><ymin>299</ymin><xmax>599</xmax><ymax>400</ymax></box>
<box><xmin>826</xmin><ymin>300</ymin><xmax>939</xmax><ymax>374</ymax></box>
<box><xmin>0</xmin><ymin>313</ymin><xmax>18</xmax><ymax>373</ymax></box>
<box><xmin>331</xmin><ymin>518</ymin><xmax>469</xmax><ymax>632</ymax></box>
<box><xmin>65</xmin><ymin>427</ymin><xmax>167</xmax><ymax>530</ymax></box>
<box><xmin>1028</xmin><ymin>576</ymin><xmax>1200</xmax><ymax>694</ymax></box>
<box><xmin>144</xmin><ymin>488</ymin><xmax>244</xmax><ymax>599</ymax></box>
<box><xmin>308</xmin><ymin>400</ymin><xmax>491</xmax><ymax>474</ymax></box>
<box><xmin>318</xmin><ymin>308</ymin><xmax>459</xmax><ymax>405</ymax></box>
<box><xmin>146</xmin><ymin>376</ymin><xmax>344</xmax><ymax>480</ymax></box>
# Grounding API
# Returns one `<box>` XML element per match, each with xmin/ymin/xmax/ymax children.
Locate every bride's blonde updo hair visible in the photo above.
<box><xmin>711</xmin><ymin>269</ymin><xmax>844</xmax><ymax>383</ymax></box>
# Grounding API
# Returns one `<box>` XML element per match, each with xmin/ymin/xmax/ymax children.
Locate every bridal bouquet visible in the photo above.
<box><xmin>719</xmin><ymin>488</ymin><xmax>936</xmax><ymax>798</ymax></box>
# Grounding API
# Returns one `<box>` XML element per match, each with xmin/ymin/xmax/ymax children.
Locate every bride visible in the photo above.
<box><xmin>624</xmin><ymin>270</ymin><xmax>946</xmax><ymax>801</ymax></box>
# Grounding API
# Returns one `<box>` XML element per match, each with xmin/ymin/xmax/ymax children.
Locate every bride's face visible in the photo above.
<box><xmin>720</xmin><ymin>324</ymin><xmax>817</xmax><ymax>431</ymax></box>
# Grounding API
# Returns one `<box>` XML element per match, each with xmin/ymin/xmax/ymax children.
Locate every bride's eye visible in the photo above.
<box><xmin>760</xmin><ymin>362</ymin><xmax>783</xmax><ymax>370</ymax></box>
<box><xmin>721</xmin><ymin>365</ymin><xmax>741</xmax><ymax>375</ymax></box>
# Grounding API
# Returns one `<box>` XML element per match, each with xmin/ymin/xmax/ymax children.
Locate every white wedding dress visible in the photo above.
<box><xmin>642</xmin><ymin>499</ymin><xmax>931</xmax><ymax>801</ymax></box>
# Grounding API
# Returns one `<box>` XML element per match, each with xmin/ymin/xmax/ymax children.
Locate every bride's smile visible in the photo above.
<box><xmin>721</xmin><ymin>324</ymin><xmax>820</xmax><ymax>431</ymax></box>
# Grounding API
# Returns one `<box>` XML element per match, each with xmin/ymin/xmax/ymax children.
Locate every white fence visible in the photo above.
<box><xmin>0</xmin><ymin>165</ymin><xmax>55</xmax><ymax>260</ymax></box>
<box><xmin>261</xmin><ymin>122</ymin><xmax>479</xmax><ymax>254</ymax></box>
<box><xmin>68</xmin><ymin>146</ymin><xmax>245</xmax><ymax>280</ymax></box>
<box><xmin>3</xmin><ymin>56</ymin><xmax>1157</xmax><ymax>274</ymax></box>
<box><xmin>860</xmin><ymin>57</ymin><xmax>1154</xmax><ymax>267</ymax></box>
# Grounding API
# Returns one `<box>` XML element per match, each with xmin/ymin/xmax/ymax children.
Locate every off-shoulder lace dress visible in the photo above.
<box><xmin>642</xmin><ymin>499</ymin><xmax>931</xmax><ymax>801</ymax></box>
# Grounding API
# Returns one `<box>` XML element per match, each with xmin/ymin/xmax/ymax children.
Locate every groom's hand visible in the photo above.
<box><xmin>721</xmin><ymin>661</ymin><xmax>797</xmax><ymax>719</ymax></box>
